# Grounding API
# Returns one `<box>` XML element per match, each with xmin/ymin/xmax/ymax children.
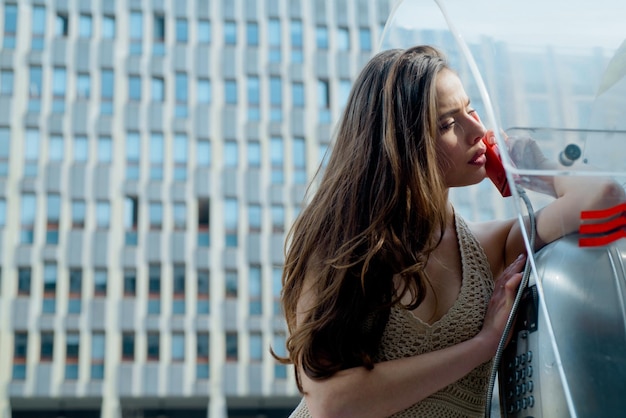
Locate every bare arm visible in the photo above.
<box><xmin>504</xmin><ymin>176</ymin><xmax>626</xmax><ymax>267</ymax></box>
<box><xmin>296</xmin><ymin>256</ymin><xmax>526</xmax><ymax>418</ymax></box>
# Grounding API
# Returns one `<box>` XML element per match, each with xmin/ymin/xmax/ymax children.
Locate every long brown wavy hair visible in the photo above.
<box><xmin>277</xmin><ymin>46</ymin><xmax>450</xmax><ymax>391</ymax></box>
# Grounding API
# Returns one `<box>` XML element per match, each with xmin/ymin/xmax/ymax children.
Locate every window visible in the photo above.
<box><xmin>102</xmin><ymin>15</ymin><xmax>115</xmax><ymax>39</ymax></box>
<box><xmin>0</xmin><ymin>128</ymin><xmax>8</xmax><ymax>176</ymax></box>
<box><xmin>18</xmin><ymin>267</ymin><xmax>31</xmax><ymax>295</ymax></box>
<box><xmin>273</xmin><ymin>333</ymin><xmax>287</xmax><ymax>378</ymax></box>
<box><xmin>124</xmin><ymin>269</ymin><xmax>136</xmax><ymax>297</ymax></box>
<box><xmin>293</xmin><ymin>137</ymin><xmax>307</xmax><ymax>184</ymax></box>
<box><xmin>20</xmin><ymin>193</ymin><xmax>36</xmax><ymax>244</ymax></box>
<box><xmin>124</xmin><ymin>196</ymin><xmax>138</xmax><ymax>245</ymax></box>
<box><xmin>46</xmin><ymin>193</ymin><xmax>60</xmax><ymax>245</ymax></box>
<box><xmin>71</xmin><ymin>200</ymin><xmax>85</xmax><ymax>229</ymax></box>
<box><xmin>246</xmin><ymin>22</ymin><xmax>258</xmax><ymax>46</ymax></box>
<box><xmin>153</xmin><ymin>14</ymin><xmax>165</xmax><ymax>55</ymax></box>
<box><xmin>13</xmin><ymin>332</ymin><xmax>27</xmax><ymax>380</ymax></box>
<box><xmin>337</xmin><ymin>27</ymin><xmax>350</xmax><ymax>50</ymax></box>
<box><xmin>197</xmin><ymin>139</ymin><xmax>211</xmax><ymax>167</ymax></box>
<box><xmin>73</xmin><ymin>135</ymin><xmax>88</xmax><ymax>162</ymax></box>
<box><xmin>94</xmin><ymin>269</ymin><xmax>107</xmax><ymax>296</ymax></box>
<box><xmin>290</xmin><ymin>20</ymin><xmax>303</xmax><ymax>62</ymax></box>
<box><xmin>316</xmin><ymin>26</ymin><xmax>328</xmax><ymax>49</ymax></box>
<box><xmin>318</xmin><ymin>79</ymin><xmax>331</xmax><ymax>123</ymax></box>
<box><xmin>91</xmin><ymin>332</ymin><xmax>105</xmax><ymax>380</ymax></box>
<box><xmin>224</xmin><ymin>141</ymin><xmax>238</xmax><ymax>168</ymax></box>
<box><xmin>197</xmin><ymin>198</ymin><xmax>210</xmax><ymax>247</ymax></box>
<box><xmin>248</xmin><ymin>204</ymin><xmax>261</xmax><ymax>233</ymax></box>
<box><xmin>249</xmin><ymin>266</ymin><xmax>262</xmax><ymax>315</ymax></box>
<box><xmin>126</xmin><ymin>132</ymin><xmax>140</xmax><ymax>180</ymax></box>
<box><xmin>249</xmin><ymin>332</ymin><xmax>263</xmax><ymax>362</ymax></box>
<box><xmin>197</xmin><ymin>269</ymin><xmax>210</xmax><ymax>314</ymax></box>
<box><xmin>101</xmin><ymin>69</ymin><xmax>114</xmax><ymax>114</ymax></box>
<box><xmin>3</xmin><ymin>4</ymin><xmax>17</xmax><ymax>49</ymax></box>
<box><xmin>79</xmin><ymin>14</ymin><xmax>92</xmax><ymax>38</ymax></box>
<box><xmin>225</xmin><ymin>332</ymin><xmax>238</xmax><ymax>362</ymax></box>
<box><xmin>270</xmin><ymin>77</ymin><xmax>282</xmax><ymax>121</ymax></box>
<box><xmin>359</xmin><ymin>28</ymin><xmax>371</xmax><ymax>51</ymax></box>
<box><xmin>149</xmin><ymin>202</ymin><xmax>162</xmax><ymax>230</ymax></box>
<box><xmin>172</xmin><ymin>264</ymin><xmax>185</xmax><ymax>315</ymax></box>
<box><xmin>224</xmin><ymin>21</ymin><xmax>236</xmax><ymax>44</ymax></box>
<box><xmin>150</xmin><ymin>132</ymin><xmax>163</xmax><ymax>180</ymax></box>
<box><xmin>197</xmin><ymin>78</ymin><xmax>211</xmax><ymax>103</ymax></box>
<box><xmin>273</xmin><ymin>267</ymin><xmax>283</xmax><ymax>315</ymax></box>
<box><xmin>96</xmin><ymin>201</ymin><xmax>110</xmax><ymax>229</ymax></box>
<box><xmin>122</xmin><ymin>333</ymin><xmax>135</xmax><ymax>361</ymax></box>
<box><xmin>247</xmin><ymin>141</ymin><xmax>260</xmax><ymax>168</ymax></box>
<box><xmin>56</xmin><ymin>13</ymin><xmax>68</xmax><ymax>37</ymax></box>
<box><xmin>77</xmin><ymin>73</ymin><xmax>90</xmax><ymax>99</ymax></box>
<box><xmin>196</xmin><ymin>332</ymin><xmax>210</xmax><ymax>379</ymax></box>
<box><xmin>130</xmin><ymin>12</ymin><xmax>143</xmax><ymax>54</ymax></box>
<box><xmin>292</xmin><ymin>82</ymin><xmax>304</xmax><ymax>107</ymax></box>
<box><xmin>97</xmin><ymin>136</ymin><xmax>112</xmax><ymax>163</ymax></box>
<box><xmin>225</xmin><ymin>79</ymin><xmax>237</xmax><ymax>105</ymax></box>
<box><xmin>0</xmin><ymin>70</ymin><xmax>13</xmax><ymax>95</ymax></box>
<box><xmin>339</xmin><ymin>79</ymin><xmax>351</xmax><ymax>108</ymax></box>
<box><xmin>40</xmin><ymin>332</ymin><xmax>54</xmax><ymax>362</ymax></box>
<box><xmin>151</xmin><ymin>77</ymin><xmax>164</xmax><ymax>102</ymax></box>
<box><xmin>270</xmin><ymin>137</ymin><xmax>284</xmax><ymax>184</ymax></box>
<box><xmin>198</xmin><ymin>20</ymin><xmax>210</xmax><ymax>43</ymax></box>
<box><xmin>176</xmin><ymin>18</ymin><xmax>188</xmax><ymax>43</ymax></box>
<box><xmin>65</xmin><ymin>333</ymin><xmax>79</xmax><ymax>380</ymax></box>
<box><xmin>28</xmin><ymin>66</ymin><xmax>42</xmax><ymax>112</ymax></box>
<box><xmin>42</xmin><ymin>263</ymin><xmax>57</xmax><ymax>314</ymax></box>
<box><xmin>173</xmin><ymin>202</ymin><xmax>186</xmax><ymax>231</ymax></box>
<box><xmin>225</xmin><ymin>270</ymin><xmax>237</xmax><ymax>298</ymax></box>
<box><xmin>225</xmin><ymin>199</ymin><xmax>238</xmax><ymax>247</ymax></box>
<box><xmin>271</xmin><ymin>204</ymin><xmax>284</xmax><ymax>233</ymax></box>
<box><xmin>175</xmin><ymin>73</ymin><xmax>188</xmax><ymax>117</ymax></box>
<box><xmin>31</xmin><ymin>6</ymin><xmax>46</xmax><ymax>49</ymax></box>
<box><xmin>268</xmin><ymin>19</ymin><xmax>281</xmax><ymax>62</ymax></box>
<box><xmin>172</xmin><ymin>333</ymin><xmax>185</xmax><ymax>362</ymax></box>
<box><xmin>24</xmin><ymin>129</ymin><xmax>39</xmax><ymax>177</ymax></box>
<box><xmin>148</xmin><ymin>264</ymin><xmax>161</xmax><ymax>315</ymax></box>
<box><xmin>68</xmin><ymin>268</ymin><xmax>82</xmax><ymax>314</ymax></box>
<box><xmin>128</xmin><ymin>75</ymin><xmax>141</xmax><ymax>101</ymax></box>
<box><xmin>174</xmin><ymin>133</ymin><xmax>188</xmax><ymax>181</ymax></box>
<box><xmin>247</xmin><ymin>77</ymin><xmax>260</xmax><ymax>121</ymax></box>
<box><xmin>148</xmin><ymin>266</ymin><xmax>160</xmax><ymax>294</ymax></box>
<box><xmin>147</xmin><ymin>333</ymin><xmax>160</xmax><ymax>361</ymax></box>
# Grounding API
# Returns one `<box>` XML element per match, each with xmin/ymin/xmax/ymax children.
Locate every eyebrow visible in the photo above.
<box><xmin>438</xmin><ymin>98</ymin><xmax>471</xmax><ymax>121</ymax></box>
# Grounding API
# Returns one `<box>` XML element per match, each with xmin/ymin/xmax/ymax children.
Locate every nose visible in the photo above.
<box><xmin>467</xmin><ymin>115</ymin><xmax>486</xmax><ymax>144</ymax></box>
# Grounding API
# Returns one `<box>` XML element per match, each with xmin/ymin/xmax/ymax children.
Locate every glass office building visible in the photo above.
<box><xmin>0</xmin><ymin>0</ymin><xmax>393</xmax><ymax>417</ymax></box>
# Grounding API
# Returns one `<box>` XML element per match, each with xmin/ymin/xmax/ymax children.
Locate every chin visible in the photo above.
<box><xmin>448</xmin><ymin>174</ymin><xmax>486</xmax><ymax>189</ymax></box>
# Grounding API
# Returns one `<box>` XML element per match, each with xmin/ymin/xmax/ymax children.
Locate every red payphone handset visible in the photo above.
<box><xmin>483</xmin><ymin>130</ymin><xmax>512</xmax><ymax>197</ymax></box>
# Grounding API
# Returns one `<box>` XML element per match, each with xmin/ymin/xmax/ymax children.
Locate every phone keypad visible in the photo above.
<box><xmin>505</xmin><ymin>347</ymin><xmax>535</xmax><ymax>414</ymax></box>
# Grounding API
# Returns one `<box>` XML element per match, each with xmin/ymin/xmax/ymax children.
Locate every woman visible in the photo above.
<box><xmin>278</xmin><ymin>46</ymin><xmax>623</xmax><ymax>417</ymax></box>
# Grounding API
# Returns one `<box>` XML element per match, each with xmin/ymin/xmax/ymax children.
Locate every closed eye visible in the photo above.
<box><xmin>439</xmin><ymin>120</ymin><xmax>455</xmax><ymax>132</ymax></box>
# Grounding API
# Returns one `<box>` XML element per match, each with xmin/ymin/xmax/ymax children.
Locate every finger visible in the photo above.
<box><xmin>504</xmin><ymin>253</ymin><xmax>526</xmax><ymax>274</ymax></box>
<box><xmin>504</xmin><ymin>272</ymin><xmax>523</xmax><ymax>292</ymax></box>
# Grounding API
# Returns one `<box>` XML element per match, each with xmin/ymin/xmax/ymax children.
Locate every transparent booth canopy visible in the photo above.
<box><xmin>380</xmin><ymin>1</ymin><xmax>626</xmax><ymax>417</ymax></box>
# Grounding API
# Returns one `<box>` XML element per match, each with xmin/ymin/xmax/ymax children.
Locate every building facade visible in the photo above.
<box><xmin>0</xmin><ymin>0</ymin><xmax>394</xmax><ymax>417</ymax></box>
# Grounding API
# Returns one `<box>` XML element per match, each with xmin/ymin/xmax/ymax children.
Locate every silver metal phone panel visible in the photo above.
<box><xmin>500</xmin><ymin>234</ymin><xmax>626</xmax><ymax>417</ymax></box>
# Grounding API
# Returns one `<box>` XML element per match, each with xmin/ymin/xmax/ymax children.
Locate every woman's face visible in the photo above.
<box><xmin>435</xmin><ymin>68</ymin><xmax>488</xmax><ymax>188</ymax></box>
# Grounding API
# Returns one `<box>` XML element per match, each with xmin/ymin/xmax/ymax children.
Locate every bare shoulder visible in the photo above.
<box><xmin>465</xmin><ymin>218</ymin><xmax>519</xmax><ymax>279</ymax></box>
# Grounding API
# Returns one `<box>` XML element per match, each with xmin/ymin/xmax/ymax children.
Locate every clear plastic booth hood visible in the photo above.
<box><xmin>380</xmin><ymin>1</ymin><xmax>626</xmax><ymax>417</ymax></box>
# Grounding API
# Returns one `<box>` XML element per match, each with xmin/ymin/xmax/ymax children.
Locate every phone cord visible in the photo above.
<box><xmin>484</xmin><ymin>186</ymin><xmax>536</xmax><ymax>418</ymax></box>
